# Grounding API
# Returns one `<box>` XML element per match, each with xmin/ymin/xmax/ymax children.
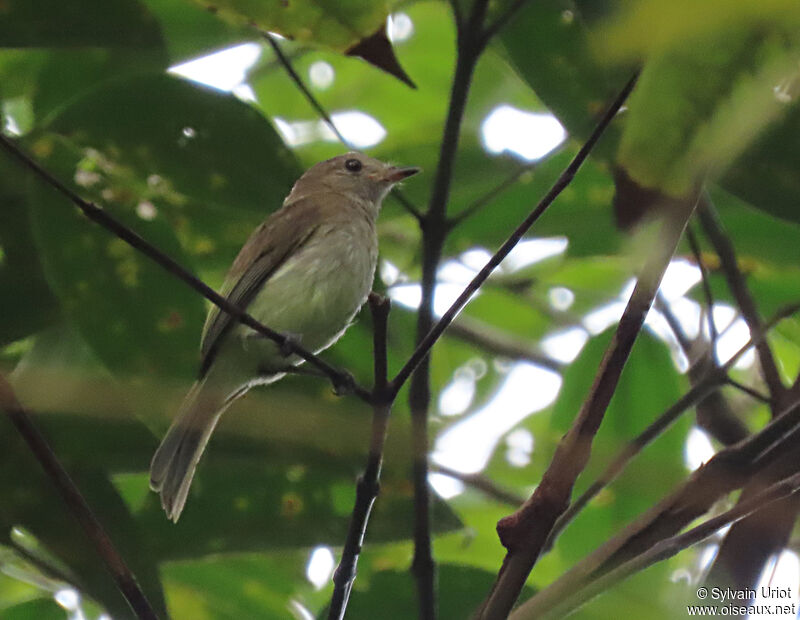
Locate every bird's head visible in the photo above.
<box><xmin>287</xmin><ymin>152</ymin><xmax>420</xmax><ymax>207</ymax></box>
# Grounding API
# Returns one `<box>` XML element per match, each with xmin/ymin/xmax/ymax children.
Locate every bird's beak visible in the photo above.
<box><xmin>383</xmin><ymin>166</ymin><xmax>421</xmax><ymax>183</ymax></box>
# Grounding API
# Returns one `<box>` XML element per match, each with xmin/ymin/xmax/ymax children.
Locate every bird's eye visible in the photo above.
<box><xmin>344</xmin><ymin>158</ymin><xmax>362</xmax><ymax>173</ymax></box>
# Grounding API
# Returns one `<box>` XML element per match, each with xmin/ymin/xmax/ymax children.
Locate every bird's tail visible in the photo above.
<box><xmin>150</xmin><ymin>375</ymin><xmax>242</xmax><ymax>522</ymax></box>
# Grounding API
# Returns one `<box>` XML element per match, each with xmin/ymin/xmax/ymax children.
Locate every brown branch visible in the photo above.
<box><xmin>685</xmin><ymin>224</ymin><xmax>719</xmax><ymax>344</ymax></box>
<box><xmin>0</xmin><ymin>132</ymin><xmax>371</xmax><ymax>403</ymax></box>
<box><xmin>478</xmin><ymin>189</ymin><xmax>697</xmax><ymax>618</ymax></box>
<box><xmin>523</xmin><ymin>471</ymin><xmax>800</xmax><ymax>620</ymax></box>
<box><xmin>698</xmin><ymin>196</ymin><xmax>785</xmax><ymax>403</ymax></box>
<box><xmin>725</xmin><ymin>377</ymin><xmax>770</xmax><ymax>404</ymax></box>
<box><xmin>446</xmin><ymin>315</ymin><xmax>563</xmax><ymax>371</ymax></box>
<box><xmin>328</xmin><ymin>294</ymin><xmax>393</xmax><ymax>620</ymax></box>
<box><xmin>262</xmin><ymin>32</ymin><xmax>350</xmax><ymax>147</ymax></box>
<box><xmin>542</xmin><ymin>308</ymin><xmax>788</xmax><ymax>553</ymax></box>
<box><xmin>656</xmin><ymin>293</ymin><xmax>750</xmax><ymax>445</ymax></box>
<box><xmin>515</xmin><ymin>352</ymin><xmax>800</xmax><ymax>618</ymax></box>
<box><xmin>407</xmin><ymin>6</ymin><xmax>490</xmax><ymax>616</ymax></box>
<box><xmin>0</xmin><ymin>373</ymin><xmax>158</xmax><ymax>620</ymax></box>
<box><xmin>480</xmin><ymin>0</ymin><xmax>532</xmax><ymax>46</ymax></box>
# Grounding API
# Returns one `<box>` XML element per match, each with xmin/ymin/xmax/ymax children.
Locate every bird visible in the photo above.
<box><xmin>149</xmin><ymin>152</ymin><xmax>420</xmax><ymax>522</ymax></box>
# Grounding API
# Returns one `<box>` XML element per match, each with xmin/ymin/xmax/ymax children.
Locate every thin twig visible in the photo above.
<box><xmin>658</xmin><ymin>295</ymin><xmax>749</xmax><ymax>446</ymax></box>
<box><xmin>480</xmin><ymin>0</ymin><xmax>532</xmax><ymax>47</ymax></box>
<box><xmin>448</xmin><ymin>158</ymin><xmax>546</xmax><ymax>229</ymax></box>
<box><xmin>328</xmin><ymin>295</ymin><xmax>393</xmax><ymax>620</ymax></box>
<box><xmin>543</xmin><ymin>311</ymin><xmax>786</xmax><ymax>552</ymax></box>
<box><xmin>726</xmin><ymin>377</ymin><xmax>770</xmax><ymax>404</ymax></box>
<box><xmin>262</xmin><ymin>32</ymin><xmax>351</xmax><ymax>147</ymax></box>
<box><xmin>262</xmin><ymin>31</ymin><xmax>424</xmax><ymax>222</ymax></box>
<box><xmin>685</xmin><ymin>224</ymin><xmax>718</xmax><ymax>345</ymax></box>
<box><xmin>0</xmin><ymin>374</ymin><xmax>159</xmax><ymax>620</ymax></box>
<box><xmin>391</xmin><ymin>188</ymin><xmax>425</xmax><ymax>222</ymax></box>
<box><xmin>445</xmin><ymin>314</ymin><xmax>563</xmax><ymax>371</ymax></box>
<box><xmin>391</xmin><ymin>73</ymin><xmax>639</xmax><ymax>395</ymax></box>
<box><xmin>0</xmin><ymin>132</ymin><xmax>372</xmax><ymax>403</ymax></box>
<box><xmin>698</xmin><ymin>195</ymin><xmax>785</xmax><ymax>403</ymax></box>
<box><xmin>431</xmin><ymin>463</ymin><xmax>526</xmax><ymax>506</ymax></box>
<box><xmin>515</xmin><ymin>332</ymin><xmax>800</xmax><ymax>618</ymax></box>
<box><xmin>654</xmin><ymin>292</ymin><xmax>692</xmax><ymax>353</ymax></box>
<box><xmin>529</xmin><ymin>472</ymin><xmax>800</xmax><ymax>620</ymax></box>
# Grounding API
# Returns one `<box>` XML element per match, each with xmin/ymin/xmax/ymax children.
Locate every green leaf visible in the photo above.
<box><xmin>26</xmin><ymin>73</ymin><xmax>302</xmax><ymax>379</ymax></box>
<box><xmin>321</xmin><ymin>564</ymin><xmax>532</xmax><ymax>620</ymax></box>
<box><xmin>498</xmin><ymin>0</ymin><xmax>631</xmax><ymax>144</ymax></box>
<box><xmin>0</xmin><ymin>0</ymin><xmax>165</xmax><ymax>48</ymax></box>
<box><xmin>0</xmin><ymin>159</ymin><xmax>59</xmax><ymax>346</ymax></box>
<box><xmin>615</xmin><ymin>25</ymin><xmax>800</xmax><ymax>198</ymax></box>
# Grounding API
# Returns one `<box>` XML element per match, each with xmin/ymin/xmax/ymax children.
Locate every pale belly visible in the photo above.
<box><xmin>220</xmin><ymin>223</ymin><xmax>377</xmax><ymax>381</ymax></box>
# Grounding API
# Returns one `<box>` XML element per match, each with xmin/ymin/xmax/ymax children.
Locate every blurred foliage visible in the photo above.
<box><xmin>1</xmin><ymin>1</ymin><xmax>800</xmax><ymax>619</ymax></box>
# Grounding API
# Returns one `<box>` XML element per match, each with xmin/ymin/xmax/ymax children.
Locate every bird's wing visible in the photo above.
<box><xmin>198</xmin><ymin>198</ymin><xmax>322</xmax><ymax>376</ymax></box>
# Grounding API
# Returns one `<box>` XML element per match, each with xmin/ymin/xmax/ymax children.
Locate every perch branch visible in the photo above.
<box><xmin>0</xmin><ymin>133</ymin><xmax>371</xmax><ymax>403</ymax></box>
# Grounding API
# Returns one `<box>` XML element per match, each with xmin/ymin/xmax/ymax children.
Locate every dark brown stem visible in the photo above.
<box><xmin>543</xmin><ymin>312</ymin><xmax>783</xmax><ymax>553</ymax></box>
<box><xmin>527</xmin><ymin>471</ymin><xmax>800</xmax><ymax>620</ymax></box>
<box><xmin>0</xmin><ymin>374</ymin><xmax>158</xmax><ymax>620</ymax></box>
<box><xmin>391</xmin><ymin>74</ymin><xmax>638</xmax><ymax>395</ymax></box>
<box><xmin>480</xmin><ymin>191</ymin><xmax>696</xmax><ymax>619</ymax></box>
<box><xmin>407</xmin><ymin>5</ymin><xmax>492</xmax><ymax>617</ymax></box>
<box><xmin>328</xmin><ymin>295</ymin><xmax>392</xmax><ymax>620</ymax></box>
<box><xmin>698</xmin><ymin>196</ymin><xmax>784</xmax><ymax>402</ymax></box>
<box><xmin>517</xmin><ymin>336</ymin><xmax>800</xmax><ymax>618</ymax></box>
<box><xmin>725</xmin><ymin>377</ymin><xmax>770</xmax><ymax>403</ymax></box>
<box><xmin>262</xmin><ymin>32</ymin><xmax>350</xmax><ymax>147</ymax></box>
<box><xmin>685</xmin><ymin>224</ymin><xmax>718</xmax><ymax>344</ymax></box>
<box><xmin>0</xmin><ymin>132</ymin><xmax>371</xmax><ymax>403</ymax></box>
<box><xmin>479</xmin><ymin>0</ymin><xmax>532</xmax><ymax>47</ymax></box>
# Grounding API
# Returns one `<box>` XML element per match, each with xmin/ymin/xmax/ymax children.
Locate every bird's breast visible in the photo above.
<box><xmin>242</xmin><ymin>218</ymin><xmax>378</xmax><ymax>359</ymax></box>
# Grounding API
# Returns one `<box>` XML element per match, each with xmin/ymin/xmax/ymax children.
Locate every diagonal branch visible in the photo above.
<box><xmin>685</xmin><ymin>224</ymin><xmax>719</xmax><ymax>345</ymax></box>
<box><xmin>479</xmin><ymin>187</ymin><xmax>696</xmax><ymax>619</ymax></box>
<box><xmin>0</xmin><ymin>373</ymin><xmax>158</xmax><ymax>620</ymax></box>
<box><xmin>448</xmin><ymin>157</ymin><xmax>547</xmax><ymax>229</ymax></box>
<box><xmin>431</xmin><ymin>463</ymin><xmax>526</xmax><ymax>506</ymax></box>
<box><xmin>543</xmin><ymin>305</ymin><xmax>792</xmax><ymax>553</ymax></box>
<box><xmin>480</xmin><ymin>0</ymin><xmax>532</xmax><ymax>47</ymax></box>
<box><xmin>390</xmin><ymin>73</ymin><xmax>639</xmax><ymax>395</ymax></box>
<box><xmin>514</xmin><ymin>336</ymin><xmax>800</xmax><ymax>618</ymax></box>
<box><xmin>697</xmin><ymin>195</ymin><xmax>785</xmax><ymax>403</ymax></box>
<box><xmin>0</xmin><ymin>133</ymin><xmax>371</xmax><ymax>403</ymax></box>
<box><xmin>531</xmin><ymin>471</ymin><xmax>800</xmax><ymax>619</ymax></box>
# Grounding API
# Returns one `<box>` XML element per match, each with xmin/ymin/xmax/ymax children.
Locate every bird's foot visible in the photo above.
<box><xmin>332</xmin><ymin>370</ymin><xmax>356</xmax><ymax>397</ymax></box>
<box><xmin>279</xmin><ymin>332</ymin><xmax>302</xmax><ymax>357</ymax></box>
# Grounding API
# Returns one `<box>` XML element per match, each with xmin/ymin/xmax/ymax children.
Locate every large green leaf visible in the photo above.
<box><xmin>26</xmin><ymin>73</ymin><xmax>301</xmax><ymax>380</ymax></box>
<box><xmin>0</xmin><ymin>0</ymin><xmax>164</xmax><ymax>48</ymax></box>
